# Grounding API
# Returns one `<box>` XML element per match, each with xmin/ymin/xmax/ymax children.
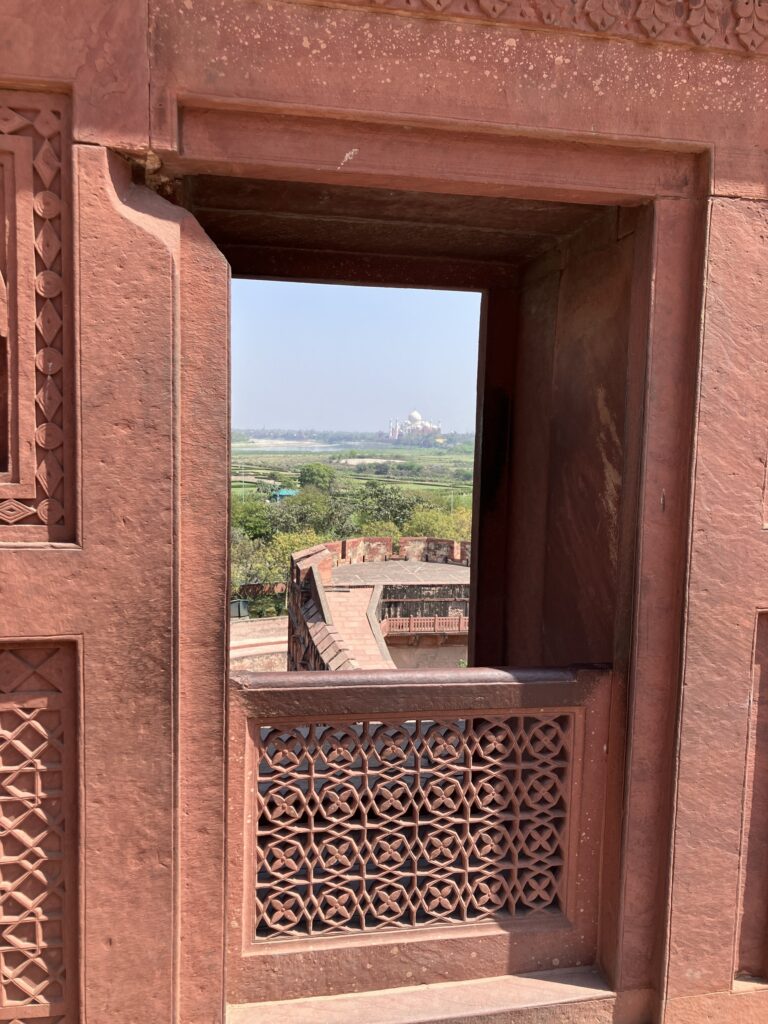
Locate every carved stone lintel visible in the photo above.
<box><xmin>735</xmin><ymin>0</ymin><xmax>768</xmax><ymax>50</ymax></box>
<box><xmin>289</xmin><ymin>0</ymin><xmax>767</xmax><ymax>54</ymax></box>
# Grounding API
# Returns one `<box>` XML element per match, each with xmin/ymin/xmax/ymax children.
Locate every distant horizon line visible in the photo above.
<box><xmin>232</xmin><ymin>427</ymin><xmax>477</xmax><ymax>435</ymax></box>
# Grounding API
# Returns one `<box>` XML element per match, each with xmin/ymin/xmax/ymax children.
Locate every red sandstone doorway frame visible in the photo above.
<box><xmin>165</xmin><ymin>109</ymin><xmax>707</xmax><ymax>1015</ymax></box>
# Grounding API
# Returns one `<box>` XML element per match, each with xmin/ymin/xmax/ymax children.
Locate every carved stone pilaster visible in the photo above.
<box><xmin>0</xmin><ymin>95</ymin><xmax>73</xmax><ymax>541</ymax></box>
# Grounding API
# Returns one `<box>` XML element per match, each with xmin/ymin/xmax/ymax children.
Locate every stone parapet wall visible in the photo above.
<box><xmin>343</xmin><ymin>536</ymin><xmax>393</xmax><ymax>562</ymax></box>
<box><xmin>399</xmin><ymin>537</ymin><xmax>471</xmax><ymax>564</ymax></box>
<box><xmin>291</xmin><ymin>536</ymin><xmax>471</xmax><ymax>583</ymax></box>
<box><xmin>289</xmin><ymin>542</ymin><xmax>336</xmax><ymax>588</ymax></box>
<box><xmin>287</xmin><ymin>565</ymin><xmax>357</xmax><ymax>671</ymax></box>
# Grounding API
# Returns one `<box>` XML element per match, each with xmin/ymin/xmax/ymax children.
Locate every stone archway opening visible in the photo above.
<box><xmin>181</xmin><ymin>175</ymin><xmax>645</xmax><ymax>671</ymax></box>
<box><xmin>174</xmin><ymin>169</ymin><xmax>655</xmax><ymax>1011</ymax></box>
<box><xmin>227</xmin><ymin>276</ymin><xmax>481</xmax><ymax>675</ymax></box>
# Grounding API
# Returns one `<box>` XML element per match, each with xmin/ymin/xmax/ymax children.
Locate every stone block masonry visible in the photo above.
<box><xmin>3</xmin><ymin>3</ymin><xmax>768</xmax><ymax>1018</ymax></box>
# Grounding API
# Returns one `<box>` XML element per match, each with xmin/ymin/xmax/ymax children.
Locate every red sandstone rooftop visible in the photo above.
<box><xmin>322</xmin><ymin>586</ymin><xmax>390</xmax><ymax>668</ymax></box>
<box><xmin>288</xmin><ymin>537</ymin><xmax>471</xmax><ymax>672</ymax></box>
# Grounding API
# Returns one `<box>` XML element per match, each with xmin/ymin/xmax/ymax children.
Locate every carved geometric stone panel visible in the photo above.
<box><xmin>0</xmin><ymin>644</ymin><xmax>77</xmax><ymax>1023</ymax></box>
<box><xmin>253</xmin><ymin>713</ymin><xmax>573</xmax><ymax>940</ymax></box>
<box><xmin>290</xmin><ymin>0</ymin><xmax>768</xmax><ymax>54</ymax></box>
<box><xmin>0</xmin><ymin>94</ymin><xmax>73</xmax><ymax>542</ymax></box>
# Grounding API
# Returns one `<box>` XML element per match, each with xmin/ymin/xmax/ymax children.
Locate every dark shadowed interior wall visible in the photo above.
<box><xmin>506</xmin><ymin>210</ymin><xmax>634</xmax><ymax>667</ymax></box>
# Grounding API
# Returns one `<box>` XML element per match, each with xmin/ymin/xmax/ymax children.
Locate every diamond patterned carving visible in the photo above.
<box><xmin>32</xmin><ymin>110</ymin><xmax>60</xmax><ymax>140</ymax></box>
<box><xmin>0</xmin><ymin>92</ymin><xmax>71</xmax><ymax>536</ymax></box>
<box><xmin>253</xmin><ymin>714</ymin><xmax>572</xmax><ymax>939</ymax></box>
<box><xmin>34</xmin><ymin>225</ymin><xmax>60</xmax><ymax>269</ymax></box>
<box><xmin>35</xmin><ymin>303</ymin><xmax>62</xmax><ymax>347</ymax></box>
<box><xmin>0</xmin><ymin>501</ymin><xmax>35</xmax><ymax>525</ymax></box>
<box><xmin>0</xmin><ymin>645</ymin><xmax>76</xmax><ymax>1022</ymax></box>
<box><xmin>32</xmin><ymin>143</ymin><xmax>58</xmax><ymax>191</ymax></box>
<box><xmin>0</xmin><ymin>109</ymin><xmax>28</xmax><ymax>135</ymax></box>
<box><xmin>7</xmin><ymin>1019</ymin><xmax>64</xmax><ymax>1024</ymax></box>
<box><xmin>35</xmin><ymin>454</ymin><xmax>63</xmax><ymax>497</ymax></box>
<box><xmin>35</xmin><ymin>380</ymin><xmax>62</xmax><ymax>422</ymax></box>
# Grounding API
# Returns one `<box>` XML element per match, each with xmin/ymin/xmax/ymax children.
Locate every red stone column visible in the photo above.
<box><xmin>1</xmin><ymin>138</ymin><xmax>229</xmax><ymax>1022</ymax></box>
<box><xmin>663</xmin><ymin>198</ymin><xmax>768</xmax><ymax>1023</ymax></box>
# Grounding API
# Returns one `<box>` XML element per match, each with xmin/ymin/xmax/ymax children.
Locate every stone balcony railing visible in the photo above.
<box><xmin>226</xmin><ymin>665</ymin><xmax>612</xmax><ymax>1004</ymax></box>
<box><xmin>379</xmin><ymin>613</ymin><xmax>470</xmax><ymax>635</ymax></box>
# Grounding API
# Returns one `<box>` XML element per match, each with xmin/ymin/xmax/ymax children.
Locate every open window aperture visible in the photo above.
<box><xmin>189</xmin><ymin>174</ymin><xmax>652</xmax><ymax>1002</ymax></box>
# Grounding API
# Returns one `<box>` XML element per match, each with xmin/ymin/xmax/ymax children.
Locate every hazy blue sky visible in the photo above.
<box><xmin>231</xmin><ymin>280</ymin><xmax>482</xmax><ymax>433</ymax></box>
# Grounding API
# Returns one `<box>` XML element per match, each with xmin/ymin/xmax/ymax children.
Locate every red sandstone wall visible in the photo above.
<box><xmin>343</xmin><ymin>536</ymin><xmax>393</xmax><ymax>562</ymax></box>
<box><xmin>507</xmin><ymin>211</ymin><xmax>633</xmax><ymax>666</ymax></box>
<box><xmin>504</xmin><ymin>261</ymin><xmax>558</xmax><ymax>665</ymax></box>
<box><xmin>399</xmin><ymin>537</ymin><xmax>426</xmax><ymax>560</ymax></box>
<box><xmin>386</xmin><ymin>638</ymin><xmax>469</xmax><ymax>670</ymax></box>
<box><xmin>3</xmin><ymin>3</ymin><xmax>764</xmax><ymax>1017</ymax></box>
<box><xmin>293</xmin><ymin>537</ymin><xmax>470</xmax><ymax>568</ymax></box>
<box><xmin>400</xmin><ymin>537</ymin><xmax>466</xmax><ymax>562</ymax></box>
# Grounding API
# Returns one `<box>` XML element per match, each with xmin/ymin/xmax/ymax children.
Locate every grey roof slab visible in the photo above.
<box><xmin>331</xmin><ymin>561</ymin><xmax>470</xmax><ymax>586</ymax></box>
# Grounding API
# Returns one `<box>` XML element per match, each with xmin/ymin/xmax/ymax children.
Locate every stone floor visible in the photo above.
<box><xmin>227</xmin><ymin>967</ymin><xmax>613</xmax><ymax>1024</ymax></box>
<box><xmin>331</xmin><ymin>561</ymin><xmax>470</xmax><ymax>585</ymax></box>
<box><xmin>229</xmin><ymin>615</ymin><xmax>288</xmax><ymax>670</ymax></box>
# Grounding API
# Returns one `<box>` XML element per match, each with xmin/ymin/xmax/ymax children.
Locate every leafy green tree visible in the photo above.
<box><xmin>358</xmin><ymin>519</ymin><xmax>401</xmax><ymax>543</ymax></box>
<box><xmin>271</xmin><ymin>487</ymin><xmax>326</xmax><ymax>534</ymax></box>
<box><xmin>230</xmin><ymin>528</ymin><xmax>262</xmax><ymax>597</ymax></box>
<box><xmin>404</xmin><ymin>505</ymin><xmax>472</xmax><ymax>540</ymax></box>
<box><xmin>248</xmin><ymin>593</ymin><xmax>285</xmax><ymax>617</ymax></box>
<box><xmin>231</xmin><ymin>494</ymin><xmax>273</xmax><ymax>541</ymax></box>
<box><xmin>268</xmin><ymin>486</ymin><xmax>358</xmax><ymax>539</ymax></box>
<box><xmin>298</xmin><ymin>463</ymin><xmax>336</xmax><ymax>492</ymax></box>
<box><xmin>324</xmin><ymin>492</ymin><xmax>357</xmax><ymax>538</ymax></box>
<box><xmin>252</xmin><ymin>530</ymin><xmax>322</xmax><ymax>586</ymax></box>
<box><xmin>268</xmin><ymin>488</ymin><xmax>320</xmax><ymax>532</ymax></box>
<box><xmin>354</xmin><ymin>482</ymin><xmax>417</xmax><ymax>530</ymax></box>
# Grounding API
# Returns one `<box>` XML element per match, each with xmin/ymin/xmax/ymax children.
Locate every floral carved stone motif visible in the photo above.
<box><xmin>0</xmin><ymin>94</ymin><xmax>72</xmax><ymax>540</ymax></box>
<box><xmin>253</xmin><ymin>714</ymin><xmax>572</xmax><ymax>939</ymax></box>
<box><xmin>0</xmin><ymin>644</ymin><xmax>77</xmax><ymax>1023</ymax></box>
<box><xmin>292</xmin><ymin>0</ymin><xmax>768</xmax><ymax>52</ymax></box>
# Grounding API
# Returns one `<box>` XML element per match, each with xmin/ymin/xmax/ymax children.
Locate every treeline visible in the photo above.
<box><xmin>233</xmin><ymin>428</ymin><xmax>384</xmax><ymax>443</ymax></box>
<box><xmin>231</xmin><ymin>469</ymin><xmax>472</xmax><ymax>613</ymax></box>
<box><xmin>232</xmin><ymin>428</ymin><xmax>475</xmax><ymax>447</ymax></box>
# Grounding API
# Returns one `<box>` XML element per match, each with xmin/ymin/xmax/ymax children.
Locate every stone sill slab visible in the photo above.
<box><xmin>227</xmin><ymin>967</ymin><xmax>614</xmax><ymax>1024</ymax></box>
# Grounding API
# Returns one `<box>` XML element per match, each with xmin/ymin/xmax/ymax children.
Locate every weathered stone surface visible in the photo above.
<box><xmin>666</xmin><ymin>198</ymin><xmax>768</xmax><ymax>999</ymax></box>
<box><xmin>2</xmin><ymin>2</ymin><xmax>768</xmax><ymax>1021</ymax></box>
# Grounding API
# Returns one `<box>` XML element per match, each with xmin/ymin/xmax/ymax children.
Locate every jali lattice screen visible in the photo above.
<box><xmin>0</xmin><ymin>644</ymin><xmax>76</xmax><ymax>1022</ymax></box>
<box><xmin>253</xmin><ymin>714</ymin><xmax>572</xmax><ymax>939</ymax></box>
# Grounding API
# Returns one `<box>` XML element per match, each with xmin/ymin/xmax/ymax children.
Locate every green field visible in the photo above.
<box><xmin>231</xmin><ymin>438</ymin><xmax>475</xmax><ymax>506</ymax></box>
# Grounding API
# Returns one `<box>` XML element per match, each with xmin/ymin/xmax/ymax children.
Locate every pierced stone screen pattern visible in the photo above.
<box><xmin>0</xmin><ymin>644</ymin><xmax>76</xmax><ymax>1022</ymax></box>
<box><xmin>253</xmin><ymin>714</ymin><xmax>573</xmax><ymax>939</ymax></box>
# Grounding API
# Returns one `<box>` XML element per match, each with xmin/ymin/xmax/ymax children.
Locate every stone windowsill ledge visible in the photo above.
<box><xmin>227</xmin><ymin>967</ymin><xmax>614</xmax><ymax>1024</ymax></box>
